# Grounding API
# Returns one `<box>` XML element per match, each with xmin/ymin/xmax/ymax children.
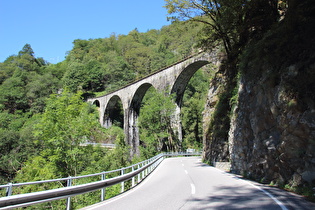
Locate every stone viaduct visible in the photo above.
<box><xmin>87</xmin><ymin>51</ymin><xmax>219</xmax><ymax>156</ymax></box>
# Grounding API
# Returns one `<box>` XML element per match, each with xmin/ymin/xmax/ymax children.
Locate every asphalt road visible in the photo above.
<box><xmin>81</xmin><ymin>157</ymin><xmax>315</xmax><ymax>210</ymax></box>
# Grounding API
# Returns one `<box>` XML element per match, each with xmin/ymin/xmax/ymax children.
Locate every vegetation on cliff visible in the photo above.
<box><xmin>165</xmin><ymin>0</ymin><xmax>284</xmax><ymax>162</ymax></box>
<box><xmin>1</xmin><ymin>0</ymin><xmax>314</xmax><ymax>205</ymax></box>
<box><xmin>166</xmin><ymin>0</ymin><xmax>315</xmax><ymax>200</ymax></box>
<box><xmin>236</xmin><ymin>0</ymin><xmax>315</xmax><ymax>200</ymax></box>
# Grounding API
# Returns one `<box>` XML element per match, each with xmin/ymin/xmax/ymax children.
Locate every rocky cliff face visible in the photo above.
<box><xmin>204</xmin><ymin>63</ymin><xmax>315</xmax><ymax>187</ymax></box>
<box><xmin>202</xmin><ymin>73</ymin><xmax>228</xmax><ymax>163</ymax></box>
<box><xmin>203</xmin><ymin>1</ymin><xmax>315</xmax><ymax>187</ymax></box>
<box><xmin>228</xmin><ymin>63</ymin><xmax>315</xmax><ymax>186</ymax></box>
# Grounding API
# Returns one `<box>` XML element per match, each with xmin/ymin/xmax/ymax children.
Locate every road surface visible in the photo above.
<box><xmin>81</xmin><ymin>157</ymin><xmax>315</xmax><ymax>210</ymax></box>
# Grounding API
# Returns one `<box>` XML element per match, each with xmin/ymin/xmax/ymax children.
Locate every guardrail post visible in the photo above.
<box><xmin>6</xmin><ymin>183</ymin><xmax>12</xmax><ymax>196</ymax></box>
<box><xmin>150</xmin><ymin>159</ymin><xmax>153</xmax><ymax>173</ymax></box>
<box><xmin>145</xmin><ymin>160</ymin><xmax>148</xmax><ymax>176</ymax></box>
<box><xmin>66</xmin><ymin>177</ymin><xmax>72</xmax><ymax>210</ymax></box>
<box><xmin>137</xmin><ymin>164</ymin><xmax>140</xmax><ymax>183</ymax></box>
<box><xmin>141</xmin><ymin>162</ymin><xmax>144</xmax><ymax>179</ymax></box>
<box><xmin>149</xmin><ymin>159</ymin><xmax>152</xmax><ymax>173</ymax></box>
<box><xmin>101</xmin><ymin>173</ymin><xmax>106</xmax><ymax>201</ymax></box>
<box><xmin>121</xmin><ymin>169</ymin><xmax>124</xmax><ymax>193</ymax></box>
<box><xmin>132</xmin><ymin>166</ymin><xmax>135</xmax><ymax>187</ymax></box>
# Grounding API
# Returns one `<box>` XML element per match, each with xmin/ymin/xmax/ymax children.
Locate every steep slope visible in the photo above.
<box><xmin>203</xmin><ymin>0</ymin><xmax>315</xmax><ymax>190</ymax></box>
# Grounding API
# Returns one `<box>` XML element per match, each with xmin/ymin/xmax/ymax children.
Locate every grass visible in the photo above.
<box><xmin>283</xmin><ymin>184</ymin><xmax>315</xmax><ymax>202</ymax></box>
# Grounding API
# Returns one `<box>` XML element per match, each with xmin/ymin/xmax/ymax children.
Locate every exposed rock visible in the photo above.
<box><xmin>202</xmin><ymin>72</ymin><xmax>230</xmax><ymax>164</ymax></box>
<box><xmin>228</xmin><ymin>62</ymin><xmax>315</xmax><ymax>186</ymax></box>
<box><xmin>203</xmin><ymin>1</ymin><xmax>315</xmax><ymax>187</ymax></box>
<box><xmin>214</xmin><ymin>162</ymin><xmax>231</xmax><ymax>172</ymax></box>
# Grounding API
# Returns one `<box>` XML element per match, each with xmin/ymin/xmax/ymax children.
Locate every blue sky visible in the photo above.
<box><xmin>0</xmin><ymin>0</ymin><xmax>170</xmax><ymax>63</ymax></box>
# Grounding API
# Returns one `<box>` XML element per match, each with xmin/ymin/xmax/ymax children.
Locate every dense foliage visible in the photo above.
<box><xmin>63</xmin><ymin>21</ymin><xmax>204</xmax><ymax>95</ymax></box>
<box><xmin>138</xmin><ymin>68</ymin><xmax>210</xmax><ymax>159</ymax></box>
<box><xmin>0</xmin><ymin>44</ymin><xmax>61</xmax><ymax>183</ymax></box>
<box><xmin>1</xmin><ymin>0</ymin><xmax>311</xmax><ymax>206</ymax></box>
<box><xmin>0</xmin><ymin>19</ymin><xmax>210</xmax><ymax>197</ymax></box>
<box><xmin>138</xmin><ymin>89</ymin><xmax>177</xmax><ymax>158</ymax></box>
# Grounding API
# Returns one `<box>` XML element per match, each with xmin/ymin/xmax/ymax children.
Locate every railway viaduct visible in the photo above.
<box><xmin>87</xmin><ymin>51</ymin><xmax>219</xmax><ymax>156</ymax></box>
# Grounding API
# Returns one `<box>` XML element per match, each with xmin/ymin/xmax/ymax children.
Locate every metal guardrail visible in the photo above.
<box><xmin>0</xmin><ymin>152</ymin><xmax>200</xmax><ymax>209</ymax></box>
<box><xmin>79</xmin><ymin>142</ymin><xmax>116</xmax><ymax>148</ymax></box>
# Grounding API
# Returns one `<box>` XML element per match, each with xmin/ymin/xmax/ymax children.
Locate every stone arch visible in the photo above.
<box><xmin>92</xmin><ymin>100</ymin><xmax>101</xmax><ymax>119</ymax></box>
<box><xmin>130</xmin><ymin>83</ymin><xmax>154</xmax><ymax>114</ymax></box>
<box><xmin>170</xmin><ymin>60</ymin><xmax>210</xmax><ymax>144</ymax></box>
<box><xmin>93</xmin><ymin>100</ymin><xmax>100</xmax><ymax>107</ymax></box>
<box><xmin>103</xmin><ymin>95</ymin><xmax>124</xmax><ymax>128</ymax></box>
<box><xmin>171</xmin><ymin>60</ymin><xmax>209</xmax><ymax>107</ymax></box>
<box><xmin>127</xmin><ymin>83</ymin><xmax>154</xmax><ymax>156</ymax></box>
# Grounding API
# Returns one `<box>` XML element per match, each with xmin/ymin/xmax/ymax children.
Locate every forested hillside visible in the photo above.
<box><xmin>0</xmin><ymin>20</ymin><xmax>210</xmax><ymax>194</ymax></box>
<box><xmin>62</xmin><ymin>21</ymin><xmax>205</xmax><ymax>95</ymax></box>
<box><xmin>2</xmin><ymin>0</ymin><xmax>313</xmax><ymax>206</ymax></box>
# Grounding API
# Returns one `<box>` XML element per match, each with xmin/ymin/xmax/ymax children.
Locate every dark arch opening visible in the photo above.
<box><xmin>103</xmin><ymin>95</ymin><xmax>124</xmax><ymax>129</ymax></box>
<box><xmin>128</xmin><ymin>83</ymin><xmax>154</xmax><ymax>156</ymax></box>
<box><xmin>171</xmin><ymin>60</ymin><xmax>211</xmax><ymax>151</ymax></box>
<box><xmin>139</xmin><ymin>86</ymin><xmax>175</xmax><ymax>152</ymax></box>
<box><xmin>130</xmin><ymin>83</ymin><xmax>153</xmax><ymax>115</ymax></box>
<box><xmin>93</xmin><ymin>100</ymin><xmax>100</xmax><ymax>107</ymax></box>
<box><xmin>171</xmin><ymin>60</ymin><xmax>209</xmax><ymax>107</ymax></box>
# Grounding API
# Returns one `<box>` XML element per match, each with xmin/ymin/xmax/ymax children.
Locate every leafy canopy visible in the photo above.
<box><xmin>165</xmin><ymin>0</ymin><xmax>280</xmax><ymax>58</ymax></box>
<box><xmin>138</xmin><ymin>88</ymin><xmax>178</xmax><ymax>158</ymax></box>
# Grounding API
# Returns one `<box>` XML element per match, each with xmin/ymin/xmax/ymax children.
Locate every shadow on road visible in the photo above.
<box><xmin>186</xmin><ymin>184</ymin><xmax>283</xmax><ymax>210</ymax></box>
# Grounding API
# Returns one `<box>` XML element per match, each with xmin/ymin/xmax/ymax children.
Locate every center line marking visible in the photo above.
<box><xmin>190</xmin><ymin>183</ymin><xmax>196</xmax><ymax>195</ymax></box>
<box><xmin>184</xmin><ymin>170</ymin><xmax>188</xmax><ymax>174</ymax></box>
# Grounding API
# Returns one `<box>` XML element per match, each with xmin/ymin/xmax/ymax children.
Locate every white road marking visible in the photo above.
<box><xmin>212</xmin><ymin>166</ymin><xmax>288</xmax><ymax>210</ymax></box>
<box><xmin>246</xmin><ymin>181</ymin><xmax>288</xmax><ymax>210</ymax></box>
<box><xmin>190</xmin><ymin>183</ymin><xmax>196</xmax><ymax>195</ymax></box>
<box><xmin>182</xmin><ymin>163</ymin><xmax>184</xmax><ymax>167</ymax></box>
<box><xmin>184</xmin><ymin>170</ymin><xmax>188</xmax><ymax>174</ymax></box>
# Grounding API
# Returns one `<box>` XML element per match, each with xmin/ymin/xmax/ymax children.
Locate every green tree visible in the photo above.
<box><xmin>26</xmin><ymin>72</ymin><xmax>60</xmax><ymax>113</ymax></box>
<box><xmin>84</xmin><ymin>60</ymin><xmax>106</xmax><ymax>91</ymax></box>
<box><xmin>181</xmin><ymin>69</ymin><xmax>209</xmax><ymax>149</ymax></box>
<box><xmin>62</xmin><ymin>62</ymin><xmax>86</xmax><ymax>92</ymax></box>
<box><xmin>102</xmin><ymin>51</ymin><xmax>134</xmax><ymax>92</ymax></box>
<box><xmin>44</xmin><ymin>61</ymin><xmax>67</xmax><ymax>80</ymax></box>
<box><xmin>138</xmin><ymin>88</ymin><xmax>177</xmax><ymax>158</ymax></box>
<box><xmin>0</xmin><ymin>44</ymin><xmax>55</xmax><ymax>114</ymax></box>
<box><xmin>16</xmin><ymin>44</ymin><xmax>43</xmax><ymax>72</ymax></box>
<box><xmin>0</xmin><ymin>56</ymin><xmax>19</xmax><ymax>84</ymax></box>
<box><xmin>0</xmin><ymin>45</ymin><xmax>61</xmax><ymax>184</ymax></box>
<box><xmin>165</xmin><ymin>0</ymin><xmax>279</xmax><ymax>60</ymax></box>
<box><xmin>182</xmin><ymin>93</ymin><xmax>204</xmax><ymax>148</ymax></box>
<box><xmin>0</xmin><ymin>111</ymin><xmax>39</xmax><ymax>183</ymax></box>
<box><xmin>0</xmin><ymin>76</ymin><xmax>28</xmax><ymax>113</ymax></box>
<box><xmin>66</xmin><ymin>39</ymin><xmax>90</xmax><ymax>62</ymax></box>
<box><xmin>29</xmin><ymin>90</ymin><xmax>102</xmax><ymax>177</ymax></box>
